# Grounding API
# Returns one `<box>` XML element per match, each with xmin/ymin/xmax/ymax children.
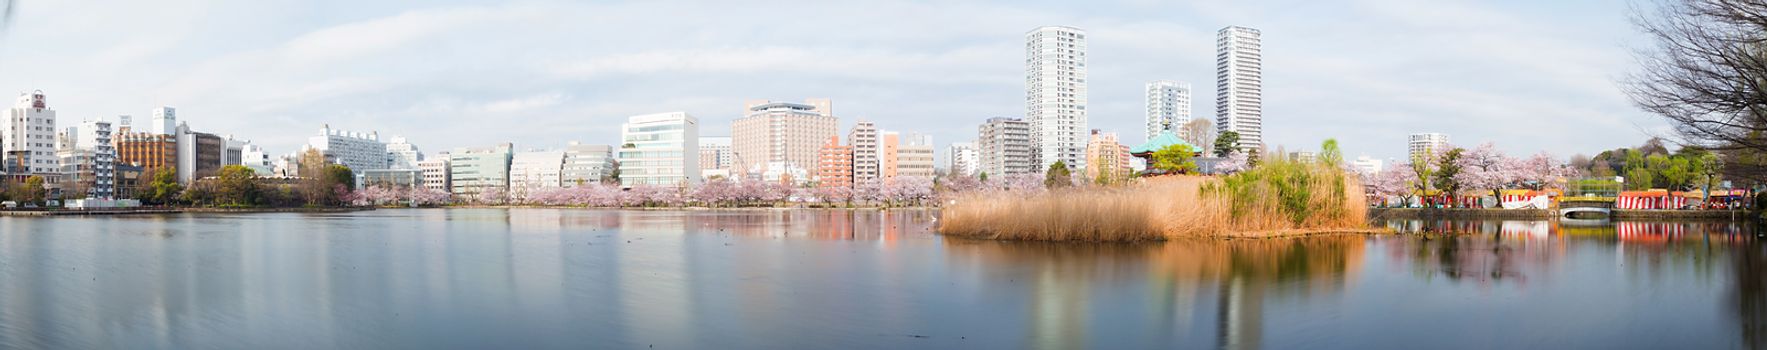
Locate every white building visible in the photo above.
<box><xmin>386</xmin><ymin>136</ymin><xmax>424</xmax><ymax>170</ymax></box>
<box><xmin>449</xmin><ymin>144</ymin><xmax>512</xmax><ymax>197</ymax></box>
<box><xmin>149</xmin><ymin>106</ymin><xmax>177</xmax><ymax>136</ymax></box>
<box><xmin>1409</xmin><ymin>133</ymin><xmax>1451</xmax><ymax>162</ymax></box>
<box><xmin>1145</xmin><ymin>80</ymin><xmax>1191</xmax><ymax>141</ymax></box>
<box><xmin>1026</xmin><ymin>26</ymin><xmax>1089</xmax><ymax>171</ymax></box>
<box><xmin>978</xmin><ymin>117</ymin><xmax>1033</xmax><ymax>176</ymax></box>
<box><xmin>1352</xmin><ymin>155</ymin><xmax>1385</xmax><ymax>174</ymax></box>
<box><xmin>732</xmin><ymin>99</ymin><xmax>837</xmax><ymax>174</ymax></box>
<box><xmin>4</xmin><ymin>90</ymin><xmax>58</xmax><ymax>175</ymax></box>
<box><xmin>849</xmin><ymin>121</ymin><xmax>880</xmax><ymax>183</ymax></box>
<box><xmin>617</xmin><ymin>112</ymin><xmax>700</xmax><ymax>188</ymax></box>
<box><xmin>562</xmin><ymin>142</ymin><xmax>615</xmax><ymax>186</ymax></box>
<box><xmin>697</xmin><ymin>136</ymin><xmax>733</xmax><ymax>176</ymax></box>
<box><xmin>896</xmin><ymin>133</ymin><xmax>936</xmax><ymax>179</ymax></box>
<box><xmin>57</xmin><ymin>118</ymin><xmax>115</xmax><ymax>198</ymax></box>
<box><xmin>240</xmin><ymin>143</ymin><xmax>273</xmax><ymax>175</ymax></box>
<box><xmin>307</xmin><ymin>124</ymin><xmax>388</xmax><ymax>173</ymax></box>
<box><xmin>510</xmin><ymin>150</ymin><xmax>566</xmax><ymax>191</ymax></box>
<box><xmin>948</xmin><ymin>142</ymin><xmax>979</xmax><ymax>177</ymax></box>
<box><xmin>1216</xmin><ymin>26</ymin><xmax>1264</xmax><ymax>153</ymax></box>
<box><xmin>418</xmin><ymin>157</ymin><xmax>451</xmax><ymax>193</ymax></box>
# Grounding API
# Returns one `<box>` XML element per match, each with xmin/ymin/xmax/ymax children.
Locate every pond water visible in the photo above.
<box><xmin>0</xmin><ymin>209</ymin><xmax>1762</xmax><ymax>349</ymax></box>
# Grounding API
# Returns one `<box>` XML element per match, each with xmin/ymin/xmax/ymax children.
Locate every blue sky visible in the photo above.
<box><xmin>0</xmin><ymin>0</ymin><xmax>1663</xmax><ymax>163</ymax></box>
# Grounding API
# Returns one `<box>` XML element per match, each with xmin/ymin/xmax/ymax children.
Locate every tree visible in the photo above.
<box><xmin>1216</xmin><ymin>151</ymin><xmax>1250</xmax><ymax>174</ymax></box>
<box><xmin>1453</xmin><ymin>143</ymin><xmax>1514</xmax><ymax>206</ymax></box>
<box><xmin>144</xmin><ymin>168</ymin><xmax>182</xmax><ymax>205</ymax></box>
<box><xmin>1214</xmin><ymin>131</ymin><xmax>1241</xmax><ymax>157</ymax></box>
<box><xmin>1432</xmin><ymin>148</ymin><xmax>1465</xmax><ymax>205</ymax></box>
<box><xmin>1409</xmin><ymin>153</ymin><xmax>1435</xmax><ymax>196</ymax></box>
<box><xmin>1178</xmin><ymin>119</ymin><xmax>1216</xmax><ymax>155</ymax></box>
<box><xmin>1044</xmin><ymin>161</ymin><xmax>1072</xmax><ymax>189</ymax></box>
<box><xmin>13</xmin><ymin>176</ymin><xmax>46</xmax><ymax>204</ymax></box>
<box><xmin>1150</xmin><ymin>144</ymin><xmax>1199</xmax><ymax>174</ymax></box>
<box><xmin>1318</xmin><ymin>139</ymin><xmax>1345</xmax><ymax>168</ymax></box>
<box><xmin>1627</xmin><ymin>0</ymin><xmax>1767</xmax><ymax>180</ymax></box>
<box><xmin>215</xmin><ymin>165</ymin><xmax>260</xmax><ymax>206</ymax></box>
<box><xmin>1371</xmin><ymin>164</ymin><xmax>1419</xmax><ymax>207</ymax></box>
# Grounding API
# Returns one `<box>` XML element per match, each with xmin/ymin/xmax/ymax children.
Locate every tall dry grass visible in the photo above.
<box><xmin>939</xmin><ymin>159</ymin><xmax>1368</xmax><ymax>241</ymax></box>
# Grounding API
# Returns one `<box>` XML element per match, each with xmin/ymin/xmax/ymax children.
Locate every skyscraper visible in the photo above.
<box><xmin>978</xmin><ymin>117</ymin><xmax>1032</xmax><ymax>176</ymax></box>
<box><xmin>4</xmin><ymin>90</ymin><xmax>58</xmax><ymax>175</ymax></box>
<box><xmin>731</xmin><ymin>99</ymin><xmax>836</xmax><ymax>175</ymax></box>
<box><xmin>849</xmin><ymin>121</ymin><xmax>879</xmax><ymax>183</ymax></box>
<box><xmin>1145</xmin><ymin>80</ymin><xmax>1191</xmax><ymax>141</ymax></box>
<box><xmin>1216</xmin><ymin>26</ymin><xmax>1263</xmax><ymax>153</ymax></box>
<box><xmin>1026</xmin><ymin>26</ymin><xmax>1088</xmax><ymax>172</ymax></box>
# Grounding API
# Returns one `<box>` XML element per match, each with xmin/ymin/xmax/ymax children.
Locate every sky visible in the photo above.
<box><xmin>0</xmin><ymin>0</ymin><xmax>1667</xmax><ymax>164</ymax></box>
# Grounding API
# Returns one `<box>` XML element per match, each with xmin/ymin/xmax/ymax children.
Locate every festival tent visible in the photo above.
<box><xmin>1615</xmin><ymin>190</ymin><xmax>1689</xmax><ymax>210</ymax></box>
<box><xmin>1499</xmin><ymin>189</ymin><xmax>1553</xmax><ymax>209</ymax></box>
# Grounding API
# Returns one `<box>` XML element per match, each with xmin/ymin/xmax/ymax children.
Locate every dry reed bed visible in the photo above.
<box><xmin>939</xmin><ymin>164</ymin><xmax>1369</xmax><ymax>241</ymax></box>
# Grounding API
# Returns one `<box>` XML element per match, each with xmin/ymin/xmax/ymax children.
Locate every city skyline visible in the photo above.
<box><xmin>0</xmin><ymin>1</ymin><xmax>1660</xmax><ymax>163</ymax></box>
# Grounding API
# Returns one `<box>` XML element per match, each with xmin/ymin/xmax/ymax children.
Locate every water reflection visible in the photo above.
<box><xmin>0</xmin><ymin>211</ymin><xmax>1763</xmax><ymax>349</ymax></box>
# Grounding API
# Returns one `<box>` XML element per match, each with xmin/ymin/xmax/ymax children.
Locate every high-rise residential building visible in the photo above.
<box><xmin>896</xmin><ymin>133</ymin><xmax>935</xmax><ymax>179</ymax></box>
<box><xmin>697</xmin><ymin>136</ymin><xmax>733</xmax><ymax>172</ymax></box>
<box><xmin>815</xmin><ymin>136</ymin><xmax>853</xmax><ymax>188</ymax></box>
<box><xmin>618</xmin><ymin>112</ymin><xmax>700</xmax><ymax>188</ymax></box>
<box><xmin>175</xmin><ymin>123</ymin><xmax>224</xmax><ymax>184</ymax></box>
<box><xmin>149</xmin><ymin>107</ymin><xmax>177</xmax><ymax>135</ymax></box>
<box><xmin>449</xmin><ymin>143</ymin><xmax>513</xmax><ymax>197</ymax></box>
<box><xmin>1145</xmin><ymin>80</ymin><xmax>1191</xmax><ymax>141</ymax></box>
<box><xmin>731</xmin><ymin>99</ymin><xmax>837</xmax><ymax>175</ymax></box>
<box><xmin>1352</xmin><ymin>155</ymin><xmax>1385</xmax><ymax>174</ymax></box>
<box><xmin>1216</xmin><ymin>26</ymin><xmax>1264</xmax><ymax>153</ymax></box>
<box><xmin>4</xmin><ymin>90</ymin><xmax>58</xmax><ymax>175</ymax></box>
<box><xmin>562</xmin><ymin>142</ymin><xmax>615</xmax><ymax>186</ymax></box>
<box><xmin>1408</xmin><ymin>133</ymin><xmax>1451</xmax><ymax>162</ymax></box>
<box><xmin>385</xmin><ymin>136</ymin><xmax>423</xmax><ymax>170</ymax></box>
<box><xmin>881</xmin><ymin>131</ymin><xmax>900</xmax><ymax>179</ymax></box>
<box><xmin>418</xmin><ymin>157</ymin><xmax>452</xmax><ymax>193</ymax></box>
<box><xmin>978</xmin><ymin>117</ymin><xmax>1033</xmax><ymax>176</ymax></box>
<box><xmin>57</xmin><ymin>118</ymin><xmax>115</xmax><ymax>198</ymax></box>
<box><xmin>1084</xmin><ymin>130</ymin><xmax>1132</xmax><ymax>182</ymax></box>
<box><xmin>510</xmin><ymin>150</ymin><xmax>566</xmax><ymax>192</ymax></box>
<box><xmin>848</xmin><ymin>121</ymin><xmax>880</xmax><ymax>183</ymax></box>
<box><xmin>1025</xmin><ymin>26</ymin><xmax>1088</xmax><ymax>172</ymax></box>
<box><xmin>948</xmin><ymin>142</ymin><xmax>979</xmax><ymax>177</ymax></box>
<box><xmin>307</xmin><ymin>124</ymin><xmax>388</xmax><ymax>173</ymax></box>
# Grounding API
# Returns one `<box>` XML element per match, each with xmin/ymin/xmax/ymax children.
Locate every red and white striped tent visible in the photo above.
<box><xmin>1615</xmin><ymin>191</ymin><xmax>1689</xmax><ymax>210</ymax></box>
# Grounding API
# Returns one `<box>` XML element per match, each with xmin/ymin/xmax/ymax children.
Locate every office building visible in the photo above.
<box><xmin>149</xmin><ymin>106</ymin><xmax>176</xmax><ymax>135</ymax></box>
<box><xmin>116</xmin><ymin>132</ymin><xmax>177</xmax><ymax>170</ymax></box>
<box><xmin>175</xmin><ymin>123</ymin><xmax>224</xmax><ymax>184</ymax></box>
<box><xmin>978</xmin><ymin>117</ymin><xmax>1033</xmax><ymax>176</ymax></box>
<box><xmin>1353</xmin><ymin>155</ymin><xmax>1385</xmax><ymax>174</ymax></box>
<box><xmin>449</xmin><ymin>143</ymin><xmax>513</xmax><ymax>197</ymax></box>
<box><xmin>361</xmin><ymin>169</ymin><xmax>423</xmax><ymax>189</ymax></box>
<box><xmin>386</xmin><ymin>136</ymin><xmax>423</xmax><ymax>170</ymax></box>
<box><xmin>697</xmin><ymin>136</ymin><xmax>733</xmax><ymax>172</ymax></box>
<box><xmin>731</xmin><ymin>99</ymin><xmax>837</xmax><ymax>175</ymax></box>
<box><xmin>1026</xmin><ymin>26</ymin><xmax>1088</xmax><ymax>171</ymax></box>
<box><xmin>617</xmin><ymin>112</ymin><xmax>700</xmax><ymax>187</ymax></box>
<box><xmin>418</xmin><ymin>157</ymin><xmax>451</xmax><ymax>193</ymax></box>
<box><xmin>510</xmin><ymin>150</ymin><xmax>566</xmax><ymax>190</ymax></box>
<box><xmin>1216</xmin><ymin>26</ymin><xmax>1264</xmax><ymax>153</ymax></box>
<box><xmin>562</xmin><ymin>142</ymin><xmax>615</xmax><ymax>186</ymax></box>
<box><xmin>307</xmin><ymin>124</ymin><xmax>388</xmax><ymax>172</ymax></box>
<box><xmin>1145</xmin><ymin>80</ymin><xmax>1191</xmax><ymax>141</ymax></box>
<box><xmin>896</xmin><ymin>133</ymin><xmax>935</xmax><ymax>179</ymax></box>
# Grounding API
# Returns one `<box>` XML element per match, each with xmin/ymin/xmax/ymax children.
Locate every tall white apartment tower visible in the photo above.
<box><xmin>1408</xmin><ymin>133</ymin><xmax>1450</xmax><ymax>162</ymax></box>
<box><xmin>849</xmin><ymin>120</ymin><xmax>880</xmax><ymax>183</ymax></box>
<box><xmin>1145</xmin><ymin>80</ymin><xmax>1191</xmax><ymax>141</ymax></box>
<box><xmin>4</xmin><ymin>90</ymin><xmax>58</xmax><ymax>175</ymax></box>
<box><xmin>1025</xmin><ymin>26</ymin><xmax>1088</xmax><ymax>172</ymax></box>
<box><xmin>1215</xmin><ymin>26</ymin><xmax>1263</xmax><ymax>153</ymax></box>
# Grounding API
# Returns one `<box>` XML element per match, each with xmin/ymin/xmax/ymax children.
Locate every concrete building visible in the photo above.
<box><xmin>978</xmin><ymin>117</ymin><xmax>1033</xmax><ymax>176</ymax></box>
<box><xmin>816</xmin><ymin>136</ymin><xmax>853</xmax><ymax>188</ymax></box>
<box><xmin>881</xmin><ymin>132</ymin><xmax>899</xmax><ymax>179</ymax></box>
<box><xmin>418</xmin><ymin>157</ymin><xmax>451</xmax><ymax>193</ymax></box>
<box><xmin>618</xmin><ymin>112</ymin><xmax>700</xmax><ymax>188</ymax></box>
<box><xmin>562</xmin><ymin>142</ymin><xmax>615</xmax><ymax>186</ymax></box>
<box><xmin>149</xmin><ymin>106</ymin><xmax>176</xmax><ymax>136</ymax></box>
<box><xmin>510</xmin><ymin>150</ymin><xmax>566</xmax><ymax>191</ymax></box>
<box><xmin>1409</xmin><ymin>133</ymin><xmax>1451</xmax><ymax>162</ymax></box>
<box><xmin>948</xmin><ymin>142</ymin><xmax>979</xmax><ymax>177</ymax></box>
<box><xmin>1146</xmin><ymin>80</ymin><xmax>1191</xmax><ymax>141</ymax></box>
<box><xmin>896</xmin><ymin>133</ymin><xmax>935</xmax><ymax>179</ymax></box>
<box><xmin>1026</xmin><ymin>26</ymin><xmax>1088</xmax><ymax>172</ymax></box>
<box><xmin>697</xmin><ymin>136</ymin><xmax>733</xmax><ymax>177</ymax></box>
<box><xmin>307</xmin><ymin>124</ymin><xmax>388</xmax><ymax>173</ymax></box>
<box><xmin>238</xmin><ymin>142</ymin><xmax>273</xmax><ymax>175</ymax></box>
<box><xmin>4</xmin><ymin>90</ymin><xmax>58</xmax><ymax>175</ymax></box>
<box><xmin>386</xmin><ymin>136</ymin><xmax>423</xmax><ymax>170</ymax></box>
<box><xmin>1353</xmin><ymin>155</ymin><xmax>1385</xmax><ymax>174</ymax></box>
<box><xmin>57</xmin><ymin>118</ymin><xmax>115</xmax><ymax>198</ymax></box>
<box><xmin>731</xmin><ymin>99</ymin><xmax>837</xmax><ymax>175</ymax></box>
<box><xmin>1084</xmin><ymin>130</ymin><xmax>1132</xmax><ymax>182</ymax></box>
<box><xmin>449</xmin><ymin>143</ymin><xmax>513</xmax><ymax>198</ymax></box>
<box><xmin>849</xmin><ymin>121</ymin><xmax>880</xmax><ymax>184</ymax></box>
<box><xmin>361</xmin><ymin>169</ymin><xmax>423</xmax><ymax>189</ymax></box>
<box><xmin>1216</xmin><ymin>26</ymin><xmax>1264</xmax><ymax>153</ymax></box>
<box><xmin>175</xmin><ymin>123</ymin><xmax>224</xmax><ymax>184</ymax></box>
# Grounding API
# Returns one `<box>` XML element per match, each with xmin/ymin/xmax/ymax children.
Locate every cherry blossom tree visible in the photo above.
<box><xmin>1454</xmin><ymin>143</ymin><xmax>1516</xmax><ymax>207</ymax></box>
<box><xmin>1514</xmin><ymin>152</ymin><xmax>1578</xmax><ymax>190</ymax></box>
<box><xmin>408</xmin><ymin>188</ymin><xmax>452</xmax><ymax>206</ymax></box>
<box><xmin>478</xmin><ymin>187</ymin><xmax>508</xmax><ymax>205</ymax></box>
<box><xmin>1215</xmin><ymin>152</ymin><xmax>1250</xmax><ymax>174</ymax></box>
<box><xmin>1370</xmin><ymin>165</ymin><xmax>1418</xmax><ymax>207</ymax></box>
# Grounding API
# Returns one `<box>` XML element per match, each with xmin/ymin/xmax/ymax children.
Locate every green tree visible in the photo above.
<box><xmin>1432</xmin><ymin>148</ymin><xmax>1465</xmax><ymax>205</ymax></box>
<box><xmin>1044</xmin><ymin>161</ymin><xmax>1072</xmax><ymax>189</ymax></box>
<box><xmin>978</xmin><ymin>172</ymin><xmax>988</xmax><ymax>182</ymax></box>
<box><xmin>215</xmin><ymin>165</ymin><xmax>260</xmax><ymax>206</ymax></box>
<box><xmin>1410</xmin><ymin>153</ymin><xmax>1435</xmax><ymax>195</ymax></box>
<box><xmin>1150</xmin><ymin>144</ymin><xmax>1199</xmax><ymax>174</ymax></box>
<box><xmin>1214</xmin><ymin>131</ymin><xmax>1241</xmax><ymax>157</ymax></box>
<box><xmin>1625</xmin><ymin>167</ymin><xmax>1656</xmax><ymax>190</ymax></box>
<box><xmin>13</xmin><ymin>176</ymin><xmax>47</xmax><ymax>204</ymax></box>
<box><xmin>144</xmin><ymin>168</ymin><xmax>183</xmax><ymax>205</ymax></box>
<box><xmin>1318</xmin><ymin>139</ymin><xmax>1344</xmax><ymax>168</ymax></box>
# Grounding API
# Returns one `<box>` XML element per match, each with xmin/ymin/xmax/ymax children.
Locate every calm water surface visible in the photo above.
<box><xmin>0</xmin><ymin>209</ymin><xmax>1763</xmax><ymax>349</ymax></box>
